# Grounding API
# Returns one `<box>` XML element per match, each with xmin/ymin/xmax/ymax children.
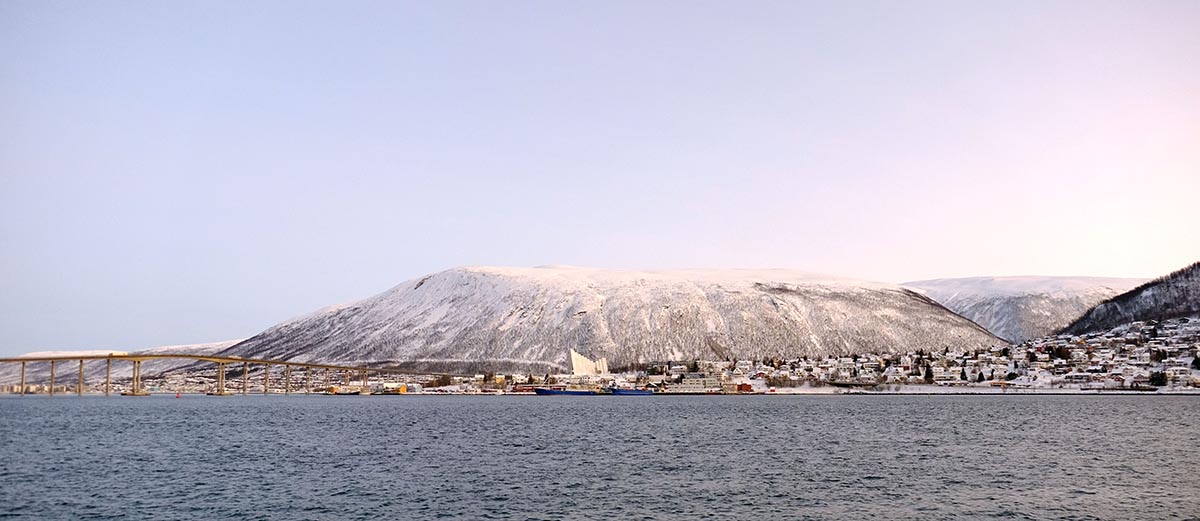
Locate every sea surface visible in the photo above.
<box><xmin>1</xmin><ymin>395</ymin><xmax>1197</xmax><ymax>520</ymax></box>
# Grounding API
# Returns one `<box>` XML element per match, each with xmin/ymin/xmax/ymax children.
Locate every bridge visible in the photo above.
<box><xmin>0</xmin><ymin>353</ymin><xmax>443</xmax><ymax>396</ymax></box>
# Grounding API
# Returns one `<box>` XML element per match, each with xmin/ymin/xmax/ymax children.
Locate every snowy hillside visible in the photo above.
<box><xmin>0</xmin><ymin>340</ymin><xmax>241</xmax><ymax>384</ymax></box>
<box><xmin>1062</xmin><ymin>262</ymin><xmax>1200</xmax><ymax>335</ymax></box>
<box><xmin>903</xmin><ymin>276</ymin><xmax>1145</xmax><ymax>342</ymax></box>
<box><xmin>215</xmin><ymin>266</ymin><xmax>1006</xmax><ymax>373</ymax></box>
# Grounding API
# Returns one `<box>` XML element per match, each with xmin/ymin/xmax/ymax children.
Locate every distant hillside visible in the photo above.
<box><xmin>0</xmin><ymin>340</ymin><xmax>241</xmax><ymax>384</ymax></box>
<box><xmin>903</xmin><ymin>276</ymin><xmax>1144</xmax><ymax>342</ymax></box>
<box><xmin>215</xmin><ymin>266</ymin><xmax>1006</xmax><ymax>373</ymax></box>
<box><xmin>1061</xmin><ymin>262</ymin><xmax>1200</xmax><ymax>335</ymax></box>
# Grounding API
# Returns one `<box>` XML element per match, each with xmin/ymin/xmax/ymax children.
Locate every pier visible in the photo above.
<box><xmin>1</xmin><ymin>353</ymin><xmax>434</xmax><ymax>396</ymax></box>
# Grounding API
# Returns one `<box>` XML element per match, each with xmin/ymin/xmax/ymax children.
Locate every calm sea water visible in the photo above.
<box><xmin>1</xmin><ymin>395</ymin><xmax>1197</xmax><ymax>520</ymax></box>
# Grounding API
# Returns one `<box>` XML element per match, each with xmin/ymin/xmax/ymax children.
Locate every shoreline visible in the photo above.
<box><xmin>7</xmin><ymin>388</ymin><xmax>1200</xmax><ymax>397</ymax></box>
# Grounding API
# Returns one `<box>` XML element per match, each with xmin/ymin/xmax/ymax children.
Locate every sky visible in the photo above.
<box><xmin>1</xmin><ymin>0</ymin><xmax>1198</xmax><ymax>355</ymax></box>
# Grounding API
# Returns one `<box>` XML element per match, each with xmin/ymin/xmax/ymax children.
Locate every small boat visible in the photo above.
<box><xmin>1125</xmin><ymin>384</ymin><xmax>1158</xmax><ymax>392</ymax></box>
<box><xmin>533</xmin><ymin>387</ymin><xmax>597</xmax><ymax>396</ymax></box>
<box><xmin>607</xmin><ymin>387</ymin><xmax>653</xmax><ymax>395</ymax></box>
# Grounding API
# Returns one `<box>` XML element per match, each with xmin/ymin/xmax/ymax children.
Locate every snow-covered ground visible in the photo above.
<box><xmin>16</xmin><ymin>350</ymin><xmax>130</xmax><ymax>358</ymax></box>
<box><xmin>1063</xmin><ymin>262</ymin><xmax>1200</xmax><ymax>334</ymax></box>
<box><xmin>766</xmin><ymin>385</ymin><xmax>1200</xmax><ymax>395</ymax></box>
<box><xmin>217</xmin><ymin>266</ymin><xmax>1006</xmax><ymax>373</ymax></box>
<box><xmin>903</xmin><ymin>276</ymin><xmax>1145</xmax><ymax>342</ymax></box>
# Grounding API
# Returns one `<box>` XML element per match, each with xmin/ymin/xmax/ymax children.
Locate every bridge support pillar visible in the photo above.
<box><xmin>216</xmin><ymin>363</ymin><xmax>227</xmax><ymax>395</ymax></box>
<box><xmin>242</xmin><ymin>362</ymin><xmax>248</xmax><ymax>395</ymax></box>
<box><xmin>324</xmin><ymin>368</ymin><xmax>330</xmax><ymax>391</ymax></box>
<box><xmin>105</xmin><ymin>359</ymin><xmax>111</xmax><ymax>396</ymax></box>
<box><xmin>132</xmin><ymin>360</ymin><xmax>142</xmax><ymax>395</ymax></box>
<box><xmin>19</xmin><ymin>361</ymin><xmax>25</xmax><ymax>396</ymax></box>
<box><xmin>49</xmin><ymin>360</ymin><xmax>56</xmax><ymax>396</ymax></box>
<box><xmin>264</xmin><ymin>364</ymin><xmax>270</xmax><ymax>394</ymax></box>
<box><xmin>284</xmin><ymin>365</ymin><xmax>291</xmax><ymax>395</ymax></box>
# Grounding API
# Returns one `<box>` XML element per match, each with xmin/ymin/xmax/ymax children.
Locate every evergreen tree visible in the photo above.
<box><xmin>976</xmin><ymin>371</ymin><xmax>985</xmax><ymax>383</ymax></box>
<box><xmin>1150</xmin><ymin>372</ymin><xmax>1168</xmax><ymax>387</ymax></box>
<box><xmin>960</xmin><ymin>368</ymin><xmax>967</xmax><ymax>380</ymax></box>
<box><xmin>923</xmin><ymin>365</ymin><xmax>934</xmax><ymax>384</ymax></box>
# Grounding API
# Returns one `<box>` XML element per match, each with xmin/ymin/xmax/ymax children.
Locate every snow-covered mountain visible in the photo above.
<box><xmin>214</xmin><ymin>266</ymin><xmax>1005</xmax><ymax>373</ymax></box>
<box><xmin>902</xmin><ymin>276</ymin><xmax>1145</xmax><ymax>343</ymax></box>
<box><xmin>1062</xmin><ymin>262</ymin><xmax>1200</xmax><ymax>335</ymax></box>
<box><xmin>0</xmin><ymin>340</ymin><xmax>241</xmax><ymax>384</ymax></box>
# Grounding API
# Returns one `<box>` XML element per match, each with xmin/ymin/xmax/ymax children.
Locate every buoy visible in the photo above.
<box><xmin>175</xmin><ymin>392</ymin><xmax>181</xmax><ymax>398</ymax></box>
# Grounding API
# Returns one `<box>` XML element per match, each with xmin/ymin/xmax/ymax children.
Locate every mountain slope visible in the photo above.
<box><xmin>1061</xmin><ymin>262</ymin><xmax>1200</xmax><ymax>335</ymax></box>
<box><xmin>902</xmin><ymin>276</ymin><xmax>1145</xmax><ymax>342</ymax></box>
<box><xmin>216</xmin><ymin>266</ymin><xmax>1006</xmax><ymax>373</ymax></box>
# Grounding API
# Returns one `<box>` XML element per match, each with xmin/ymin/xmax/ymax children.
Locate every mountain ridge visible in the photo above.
<box><xmin>1061</xmin><ymin>262</ymin><xmax>1200</xmax><ymax>335</ymax></box>
<box><xmin>213</xmin><ymin>266</ymin><xmax>1006</xmax><ymax>373</ymax></box>
<box><xmin>902</xmin><ymin>276</ymin><xmax>1145</xmax><ymax>342</ymax></box>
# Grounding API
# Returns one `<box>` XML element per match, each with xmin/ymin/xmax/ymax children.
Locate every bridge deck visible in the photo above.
<box><xmin>0</xmin><ymin>354</ymin><xmax>446</xmax><ymax>375</ymax></box>
<box><xmin>3</xmin><ymin>354</ymin><xmax>457</xmax><ymax>396</ymax></box>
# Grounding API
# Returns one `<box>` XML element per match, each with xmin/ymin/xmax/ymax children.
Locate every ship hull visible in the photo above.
<box><xmin>533</xmin><ymin>388</ymin><xmax>596</xmax><ymax>395</ymax></box>
<box><xmin>608</xmin><ymin>388</ymin><xmax>654</xmax><ymax>395</ymax></box>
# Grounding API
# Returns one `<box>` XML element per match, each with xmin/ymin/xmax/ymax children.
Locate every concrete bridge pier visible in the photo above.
<box><xmin>19</xmin><ymin>361</ymin><xmax>25</xmax><ymax>396</ymax></box>
<box><xmin>324</xmin><ymin>368</ymin><xmax>330</xmax><ymax>391</ymax></box>
<box><xmin>77</xmin><ymin>360</ymin><xmax>84</xmax><ymax>396</ymax></box>
<box><xmin>105</xmin><ymin>359</ymin><xmax>111</xmax><ymax>396</ymax></box>
<box><xmin>124</xmin><ymin>360</ymin><xmax>146</xmax><ymax>396</ymax></box>
<box><xmin>242</xmin><ymin>362</ymin><xmax>248</xmax><ymax>395</ymax></box>
<box><xmin>305</xmin><ymin>367</ymin><xmax>312</xmax><ymax>394</ymax></box>
<box><xmin>214</xmin><ymin>362</ymin><xmax>227</xmax><ymax>395</ymax></box>
<box><xmin>49</xmin><ymin>360</ymin><xmax>56</xmax><ymax>396</ymax></box>
<box><xmin>284</xmin><ymin>365</ymin><xmax>292</xmax><ymax>395</ymax></box>
<box><xmin>263</xmin><ymin>364</ymin><xmax>271</xmax><ymax>394</ymax></box>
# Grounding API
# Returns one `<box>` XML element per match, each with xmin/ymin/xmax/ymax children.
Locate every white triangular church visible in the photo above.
<box><xmin>570</xmin><ymin>348</ymin><xmax>609</xmax><ymax>376</ymax></box>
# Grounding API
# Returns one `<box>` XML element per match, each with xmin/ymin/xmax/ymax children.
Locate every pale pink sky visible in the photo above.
<box><xmin>1</xmin><ymin>1</ymin><xmax>1197</xmax><ymax>354</ymax></box>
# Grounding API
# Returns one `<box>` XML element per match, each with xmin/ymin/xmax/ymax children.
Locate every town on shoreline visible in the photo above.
<box><xmin>5</xmin><ymin>317</ymin><xmax>1198</xmax><ymax>396</ymax></box>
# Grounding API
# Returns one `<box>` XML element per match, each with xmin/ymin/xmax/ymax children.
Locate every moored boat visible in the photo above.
<box><xmin>533</xmin><ymin>387</ymin><xmax>597</xmax><ymax>396</ymax></box>
<box><xmin>607</xmin><ymin>387</ymin><xmax>653</xmax><ymax>395</ymax></box>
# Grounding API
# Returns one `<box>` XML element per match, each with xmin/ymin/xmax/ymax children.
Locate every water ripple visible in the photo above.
<box><xmin>1</xmin><ymin>395</ymin><xmax>1197</xmax><ymax>520</ymax></box>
